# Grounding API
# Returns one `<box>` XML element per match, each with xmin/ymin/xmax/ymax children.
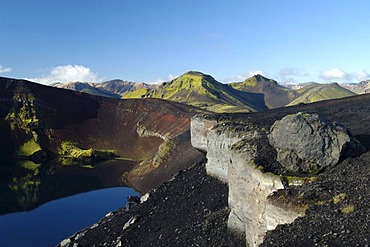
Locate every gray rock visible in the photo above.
<box><xmin>268</xmin><ymin>112</ymin><xmax>365</xmax><ymax>174</ymax></box>
<box><xmin>60</xmin><ymin>238</ymin><xmax>71</xmax><ymax>247</ymax></box>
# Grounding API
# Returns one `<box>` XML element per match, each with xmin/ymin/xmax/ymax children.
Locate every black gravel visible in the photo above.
<box><xmin>262</xmin><ymin>152</ymin><xmax>370</xmax><ymax>247</ymax></box>
<box><xmin>62</xmin><ymin>160</ymin><xmax>245</xmax><ymax>247</ymax></box>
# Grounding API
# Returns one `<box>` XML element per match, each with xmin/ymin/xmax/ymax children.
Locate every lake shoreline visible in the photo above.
<box><xmin>58</xmin><ymin>160</ymin><xmax>245</xmax><ymax>247</ymax></box>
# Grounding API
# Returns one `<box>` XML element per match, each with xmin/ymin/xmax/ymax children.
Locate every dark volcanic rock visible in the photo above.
<box><xmin>268</xmin><ymin>112</ymin><xmax>365</xmax><ymax>174</ymax></box>
<box><xmin>262</xmin><ymin>152</ymin><xmax>370</xmax><ymax>247</ymax></box>
<box><xmin>60</xmin><ymin>161</ymin><xmax>245</xmax><ymax>247</ymax></box>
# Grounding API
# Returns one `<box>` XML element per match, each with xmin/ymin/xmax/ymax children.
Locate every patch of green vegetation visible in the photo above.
<box><xmin>283</xmin><ymin>175</ymin><xmax>317</xmax><ymax>186</ymax></box>
<box><xmin>81</xmin><ymin>164</ymin><xmax>94</xmax><ymax>169</ymax></box>
<box><xmin>153</xmin><ymin>140</ymin><xmax>176</xmax><ymax>165</ymax></box>
<box><xmin>19</xmin><ymin>160</ymin><xmax>40</xmax><ymax>176</ymax></box>
<box><xmin>20</xmin><ymin>160</ymin><xmax>40</xmax><ymax>170</ymax></box>
<box><xmin>288</xmin><ymin>84</ymin><xmax>356</xmax><ymax>106</ymax></box>
<box><xmin>205</xmin><ymin>104</ymin><xmax>250</xmax><ymax>113</ymax></box>
<box><xmin>237</xmin><ymin>77</ymin><xmax>258</xmax><ymax>88</ymax></box>
<box><xmin>58</xmin><ymin>158</ymin><xmax>75</xmax><ymax>166</ymax></box>
<box><xmin>58</xmin><ymin>141</ymin><xmax>116</xmax><ymax>165</ymax></box>
<box><xmin>315</xmin><ymin>200</ymin><xmax>329</xmax><ymax>206</ymax></box>
<box><xmin>315</xmin><ymin>193</ymin><xmax>348</xmax><ymax>206</ymax></box>
<box><xmin>60</xmin><ymin>141</ymin><xmax>94</xmax><ymax>158</ymax></box>
<box><xmin>5</xmin><ymin>95</ymin><xmax>39</xmax><ymax>130</ymax></box>
<box><xmin>231</xmin><ymin>140</ymin><xmax>257</xmax><ymax>153</ymax></box>
<box><xmin>17</xmin><ymin>138</ymin><xmax>42</xmax><ymax>156</ymax></box>
<box><xmin>122</xmin><ymin>88</ymin><xmax>149</xmax><ymax>99</ymax></box>
<box><xmin>333</xmin><ymin>193</ymin><xmax>347</xmax><ymax>204</ymax></box>
<box><xmin>341</xmin><ymin>205</ymin><xmax>355</xmax><ymax>214</ymax></box>
<box><xmin>9</xmin><ymin>175</ymin><xmax>41</xmax><ymax>201</ymax></box>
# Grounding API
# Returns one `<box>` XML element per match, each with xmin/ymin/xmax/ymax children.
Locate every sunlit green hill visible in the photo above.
<box><xmin>287</xmin><ymin>83</ymin><xmax>356</xmax><ymax>106</ymax></box>
<box><xmin>123</xmin><ymin>71</ymin><xmax>267</xmax><ymax>113</ymax></box>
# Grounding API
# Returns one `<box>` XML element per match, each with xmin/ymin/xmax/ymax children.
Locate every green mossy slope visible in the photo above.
<box><xmin>287</xmin><ymin>83</ymin><xmax>356</xmax><ymax>106</ymax></box>
<box><xmin>123</xmin><ymin>71</ymin><xmax>267</xmax><ymax>113</ymax></box>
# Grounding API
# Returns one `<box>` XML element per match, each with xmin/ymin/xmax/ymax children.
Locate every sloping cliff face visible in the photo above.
<box><xmin>191</xmin><ymin>116</ymin><xmax>303</xmax><ymax>246</ymax></box>
<box><xmin>0</xmin><ymin>77</ymin><xmax>205</xmax><ymax>196</ymax></box>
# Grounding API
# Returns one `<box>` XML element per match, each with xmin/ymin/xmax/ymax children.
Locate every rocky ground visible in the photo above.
<box><xmin>59</xmin><ymin>94</ymin><xmax>370</xmax><ymax>247</ymax></box>
<box><xmin>58</xmin><ymin>160</ymin><xmax>245</xmax><ymax>247</ymax></box>
<box><xmin>60</xmin><ymin>151</ymin><xmax>370</xmax><ymax>247</ymax></box>
<box><xmin>262</xmin><ymin>151</ymin><xmax>370</xmax><ymax>247</ymax></box>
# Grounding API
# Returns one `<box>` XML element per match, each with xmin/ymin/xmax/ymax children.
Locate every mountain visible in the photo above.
<box><xmin>344</xmin><ymin>80</ymin><xmax>370</xmax><ymax>94</ymax></box>
<box><xmin>122</xmin><ymin>71</ymin><xmax>268</xmax><ymax>113</ymax></box>
<box><xmin>0</xmin><ymin>76</ymin><xmax>206</xmax><ymax>209</ymax></box>
<box><xmin>287</xmin><ymin>82</ymin><xmax>356</xmax><ymax>106</ymax></box>
<box><xmin>281</xmin><ymin>81</ymin><xmax>317</xmax><ymax>90</ymax></box>
<box><xmin>52</xmin><ymin>79</ymin><xmax>157</xmax><ymax>98</ymax></box>
<box><xmin>229</xmin><ymin>74</ymin><xmax>299</xmax><ymax>108</ymax></box>
<box><xmin>50</xmin><ymin>73</ymin><xmax>362</xmax><ymax>112</ymax></box>
<box><xmin>96</xmin><ymin>79</ymin><xmax>157</xmax><ymax>95</ymax></box>
<box><xmin>52</xmin><ymin>81</ymin><xmax>121</xmax><ymax>98</ymax></box>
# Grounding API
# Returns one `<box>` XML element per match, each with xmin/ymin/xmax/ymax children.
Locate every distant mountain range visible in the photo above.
<box><xmin>51</xmin><ymin>80</ymin><xmax>157</xmax><ymax>99</ymax></box>
<box><xmin>229</xmin><ymin>74</ymin><xmax>299</xmax><ymax>108</ymax></box>
<box><xmin>123</xmin><ymin>71</ymin><xmax>267</xmax><ymax>112</ymax></box>
<box><xmin>341</xmin><ymin>80</ymin><xmax>370</xmax><ymax>94</ymax></box>
<box><xmin>50</xmin><ymin>71</ymin><xmax>367</xmax><ymax>111</ymax></box>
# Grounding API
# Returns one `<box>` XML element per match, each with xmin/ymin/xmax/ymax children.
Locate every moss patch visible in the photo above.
<box><xmin>283</xmin><ymin>175</ymin><xmax>318</xmax><ymax>186</ymax></box>
<box><xmin>333</xmin><ymin>193</ymin><xmax>347</xmax><ymax>204</ymax></box>
<box><xmin>20</xmin><ymin>160</ymin><xmax>40</xmax><ymax>170</ymax></box>
<box><xmin>341</xmin><ymin>205</ymin><xmax>355</xmax><ymax>214</ymax></box>
<box><xmin>17</xmin><ymin>138</ymin><xmax>42</xmax><ymax>157</ymax></box>
<box><xmin>58</xmin><ymin>141</ymin><xmax>116</xmax><ymax>165</ymax></box>
<box><xmin>153</xmin><ymin>140</ymin><xmax>176</xmax><ymax>165</ymax></box>
<box><xmin>122</xmin><ymin>88</ymin><xmax>149</xmax><ymax>99</ymax></box>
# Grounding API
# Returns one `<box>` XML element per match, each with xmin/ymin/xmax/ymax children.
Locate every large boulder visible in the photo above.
<box><xmin>268</xmin><ymin>112</ymin><xmax>365</xmax><ymax>174</ymax></box>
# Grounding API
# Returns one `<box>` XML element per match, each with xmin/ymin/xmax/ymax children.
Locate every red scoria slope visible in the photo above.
<box><xmin>0</xmin><ymin>77</ymin><xmax>205</xmax><ymax>192</ymax></box>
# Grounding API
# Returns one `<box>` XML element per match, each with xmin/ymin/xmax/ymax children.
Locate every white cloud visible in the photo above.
<box><xmin>278</xmin><ymin>67</ymin><xmax>309</xmax><ymax>82</ymax></box>
<box><xmin>248</xmin><ymin>70</ymin><xmax>264</xmax><ymax>77</ymax></box>
<box><xmin>223</xmin><ymin>70</ymin><xmax>265</xmax><ymax>82</ymax></box>
<box><xmin>320</xmin><ymin>68</ymin><xmax>347</xmax><ymax>81</ymax></box>
<box><xmin>320</xmin><ymin>68</ymin><xmax>370</xmax><ymax>82</ymax></box>
<box><xmin>0</xmin><ymin>65</ymin><xmax>13</xmax><ymax>73</ymax></box>
<box><xmin>354</xmin><ymin>69</ymin><xmax>369</xmax><ymax>81</ymax></box>
<box><xmin>26</xmin><ymin>65</ymin><xmax>100</xmax><ymax>84</ymax></box>
<box><xmin>149</xmin><ymin>74</ymin><xmax>177</xmax><ymax>84</ymax></box>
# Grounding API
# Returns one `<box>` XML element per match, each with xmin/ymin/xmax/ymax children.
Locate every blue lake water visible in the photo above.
<box><xmin>0</xmin><ymin>187</ymin><xmax>138</xmax><ymax>247</ymax></box>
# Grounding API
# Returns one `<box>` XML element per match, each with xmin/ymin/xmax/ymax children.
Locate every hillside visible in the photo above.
<box><xmin>229</xmin><ymin>74</ymin><xmax>299</xmax><ymax>108</ymax></box>
<box><xmin>0</xmin><ymin>76</ymin><xmax>206</xmax><ymax>213</ymax></box>
<box><xmin>96</xmin><ymin>79</ymin><xmax>157</xmax><ymax>95</ymax></box>
<box><xmin>52</xmin><ymin>81</ymin><xmax>121</xmax><ymax>98</ymax></box>
<box><xmin>52</xmin><ymin>79</ymin><xmax>156</xmax><ymax>98</ymax></box>
<box><xmin>345</xmin><ymin>80</ymin><xmax>370</xmax><ymax>94</ymax></box>
<box><xmin>287</xmin><ymin>82</ymin><xmax>356</xmax><ymax>106</ymax></box>
<box><xmin>122</xmin><ymin>71</ymin><xmax>268</xmax><ymax>113</ymax></box>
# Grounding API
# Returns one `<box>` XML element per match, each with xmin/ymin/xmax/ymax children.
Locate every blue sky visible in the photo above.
<box><xmin>1</xmin><ymin>0</ymin><xmax>370</xmax><ymax>84</ymax></box>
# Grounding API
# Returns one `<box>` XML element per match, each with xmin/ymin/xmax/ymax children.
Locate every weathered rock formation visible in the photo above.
<box><xmin>191</xmin><ymin>116</ymin><xmax>292</xmax><ymax>246</ymax></box>
<box><xmin>269</xmin><ymin>112</ymin><xmax>365</xmax><ymax>174</ymax></box>
<box><xmin>191</xmin><ymin>112</ymin><xmax>364</xmax><ymax>246</ymax></box>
